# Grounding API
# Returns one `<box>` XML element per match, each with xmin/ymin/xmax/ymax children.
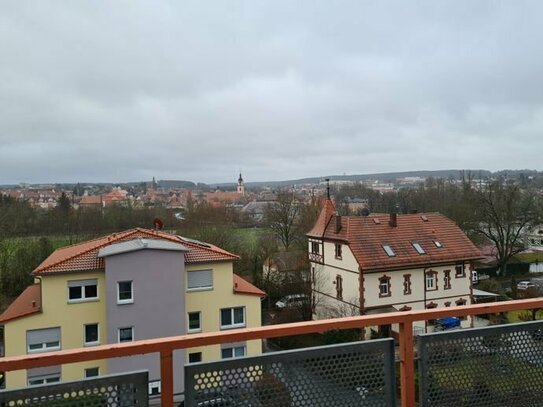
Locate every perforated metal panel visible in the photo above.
<box><xmin>419</xmin><ymin>320</ymin><xmax>543</xmax><ymax>406</ymax></box>
<box><xmin>0</xmin><ymin>370</ymin><xmax>148</xmax><ymax>406</ymax></box>
<box><xmin>185</xmin><ymin>338</ymin><xmax>395</xmax><ymax>406</ymax></box>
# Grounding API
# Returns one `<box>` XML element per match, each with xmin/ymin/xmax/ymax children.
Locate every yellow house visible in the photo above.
<box><xmin>0</xmin><ymin>228</ymin><xmax>264</xmax><ymax>394</ymax></box>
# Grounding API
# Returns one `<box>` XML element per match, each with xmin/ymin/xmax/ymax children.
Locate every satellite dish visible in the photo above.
<box><xmin>153</xmin><ymin>218</ymin><xmax>164</xmax><ymax>230</ymax></box>
<box><xmin>361</xmin><ymin>207</ymin><xmax>370</xmax><ymax>217</ymax></box>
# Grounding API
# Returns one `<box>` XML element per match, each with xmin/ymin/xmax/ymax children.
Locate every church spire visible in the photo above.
<box><xmin>237</xmin><ymin>172</ymin><xmax>245</xmax><ymax>195</ymax></box>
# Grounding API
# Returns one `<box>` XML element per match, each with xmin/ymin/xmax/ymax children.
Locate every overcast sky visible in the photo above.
<box><xmin>2</xmin><ymin>1</ymin><xmax>543</xmax><ymax>185</ymax></box>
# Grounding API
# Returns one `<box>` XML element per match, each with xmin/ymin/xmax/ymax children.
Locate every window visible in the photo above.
<box><xmin>403</xmin><ymin>274</ymin><xmax>412</xmax><ymax>295</ymax></box>
<box><xmin>28</xmin><ymin>373</ymin><xmax>60</xmax><ymax>386</ymax></box>
<box><xmin>455</xmin><ymin>262</ymin><xmax>465</xmax><ymax>277</ymax></box>
<box><xmin>188</xmin><ymin>312</ymin><xmax>201</xmax><ymax>332</ymax></box>
<box><xmin>68</xmin><ymin>280</ymin><xmax>98</xmax><ymax>302</ymax></box>
<box><xmin>221</xmin><ymin>344</ymin><xmax>246</xmax><ymax>359</ymax></box>
<box><xmin>311</xmin><ymin>241</ymin><xmax>320</xmax><ymax>254</ymax></box>
<box><xmin>444</xmin><ymin>270</ymin><xmax>451</xmax><ymax>290</ymax></box>
<box><xmin>118</xmin><ymin>327</ymin><xmax>134</xmax><ymax>343</ymax></box>
<box><xmin>379</xmin><ymin>276</ymin><xmax>391</xmax><ymax>297</ymax></box>
<box><xmin>84</xmin><ymin>324</ymin><xmax>99</xmax><ymax>346</ymax></box>
<box><xmin>187</xmin><ymin>270</ymin><xmax>213</xmax><ymax>291</ymax></box>
<box><xmin>426</xmin><ymin>271</ymin><xmax>437</xmax><ymax>291</ymax></box>
<box><xmin>382</xmin><ymin>245</ymin><xmax>395</xmax><ymax>257</ymax></box>
<box><xmin>335</xmin><ymin>243</ymin><xmax>342</xmax><ymax>259</ymax></box>
<box><xmin>85</xmin><ymin>367</ymin><xmax>99</xmax><ymax>378</ymax></box>
<box><xmin>335</xmin><ymin>275</ymin><xmax>343</xmax><ymax>300</ymax></box>
<box><xmin>189</xmin><ymin>352</ymin><xmax>202</xmax><ymax>363</ymax></box>
<box><xmin>149</xmin><ymin>380</ymin><xmax>161</xmax><ymax>395</ymax></box>
<box><xmin>412</xmin><ymin>242</ymin><xmax>426</xmax><ymax>255</ymax></box>
<box><xmin>27</xmin><ymin>327</ymin><xmax>61</xmax><ymax>353</ymax></box>
<box><xmin>433</xmin><ymin>240</ymin><xmax>443</xmax><ymax>248</ymax></box>
<box><xmin>220</xmin><ymin>307</ymin><xmax>245</xmax><ymax>329</ymax></box>
<box><xmin>117</xmin><ymin>281</ymin><xmax>133</xmax><ymax>304</ymax></box>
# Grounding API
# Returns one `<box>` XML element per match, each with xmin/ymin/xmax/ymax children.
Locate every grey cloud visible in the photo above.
<box><xmin>1</xmin><ymin>1</ymin><xmax>543</xmax><ymax>184</ymax></box>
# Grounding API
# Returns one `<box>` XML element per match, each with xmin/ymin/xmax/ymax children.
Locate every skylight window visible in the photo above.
<box><xmin>433</xmin><ymin>240</ymin><xmax>443</xmax><ymax>248</ymax></box>
<box><xmin>412</xmin><ymin>242</ymin><xmax>426</xmax><ymax>255</ymax></box>
<box><xmin>382</xmin><ymin>245</ymin><xmax>396</xmax><ymax>257</ymax></box>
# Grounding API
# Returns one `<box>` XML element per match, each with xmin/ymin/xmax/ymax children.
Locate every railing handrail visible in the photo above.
<box><xmin>1</xmin><ymin>297</ymin><xmax>542</xmax><ymax>372</ymax></box>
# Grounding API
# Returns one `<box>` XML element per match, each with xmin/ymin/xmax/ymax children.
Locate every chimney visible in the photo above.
<box><xmin>389</xmin><ymin>212</ymin><xmax>397</xmax><ymax>228</ymax></box>
<box><xmin>335</xmin><ymin>213</ymin><xmax>342</xmax><ymax>233</ymax></box>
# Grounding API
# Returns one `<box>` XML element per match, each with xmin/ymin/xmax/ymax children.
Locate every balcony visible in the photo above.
<box><xmin>1</xmin><ymin>298</ymin><xmax>543</xmax><ymax>406</ymax></box>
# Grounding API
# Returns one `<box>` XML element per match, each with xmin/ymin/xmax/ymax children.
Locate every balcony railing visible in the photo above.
<box><xmin>1</xmin><ymin>298</ymin><xmax>543</xmax><ymax>407</ymax></box>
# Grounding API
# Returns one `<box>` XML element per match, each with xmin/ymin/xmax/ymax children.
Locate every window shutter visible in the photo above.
<box><xmin>27</xmin><ymin>328</ymin><xmax>60</xmax><ymax>346</ymax></box>
<box><xmin>187</xmin><ymin>270</ymin><xmax>213</xmax><ymax>289</ymax></box>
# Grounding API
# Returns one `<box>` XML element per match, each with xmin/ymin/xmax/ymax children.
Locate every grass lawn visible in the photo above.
<box><xmin>430</xmin><ymin>356</ymin><xmax>543</xmax><ymax>393</ymax></box>
<box><xmin>506</xmin><ymin>310</ymin><xmax>543</xmax><ymax>323</ymax></box>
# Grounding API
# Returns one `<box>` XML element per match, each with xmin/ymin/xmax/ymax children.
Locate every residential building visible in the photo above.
<box><xmin>263</xmin><ymin>250</ymin><xmax>309</xmax><ymax>283</ymax></box>
<box><xmin>307</xmin><ymin>199</ymin><xmax>482</xmax><ymax>335</ymax></box>
<box><xmin>0</xmin><ymin>228</ymin><xmax>264</xmax><ymax>393</ymax></box>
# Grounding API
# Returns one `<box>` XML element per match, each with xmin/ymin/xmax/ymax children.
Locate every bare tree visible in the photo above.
<box><xmin>264</xmin><ymin>191</ymin><xmax>300</xmax><ymax>250</ymax></box>
<box><xmin>472</xmin><ymin>182</ymin><xmax>541</xmax><ymax>276</ymax></box>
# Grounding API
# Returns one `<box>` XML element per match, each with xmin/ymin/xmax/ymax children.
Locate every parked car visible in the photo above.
<box><xmin>517</xmin><ymin>281</ymin><xmax>536</xmax><ymax>290</ymax></box>
<box><xmin>274</xmin><ymin>294</ymin><xmax>308</xmax><ymax>310</ymax></box>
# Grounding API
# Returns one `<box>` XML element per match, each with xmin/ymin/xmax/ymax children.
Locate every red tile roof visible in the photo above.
<box><xmin>308</xmin><ymin>203</ymin><xmax>482</xmax><ymax>271</ymax></box>
<box><xmin>307</xmin><ymin>199</ymin><xmax>336</xmax><ymax>237</ymax></box>
<box><xmin>34</xmin><ymin>228</ymin><xmax>239</xmax><ymax>275</ymax></box>
<box><xmin>233</xmin><ymin>274</ymin><xmax>266</xmax><ymax>297</ymax></box>
<box><xmin>0</xmin><ymin>284</ymin><xmax>41</xmax><ymax>323</ymax></box>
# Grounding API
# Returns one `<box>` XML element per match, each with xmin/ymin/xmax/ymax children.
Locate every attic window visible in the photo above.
<box><xmin>412</xmin><ymin>242</ymin><xmax>426</xmax><ymax>255</ymax></box>
<box><xmin>433</xmin><ymin>240</ymin><xmax>443</xmax><ymax>248</ymax></box>
<box><xmin>421</xmin><ymin>215</ymin><xmax>428</xmax><ymax>222</ymax></box>
<box><xmin>373</xmin><ymin>218</ymin><xmax>381</xmax><ymax>225</ymax></box>
<box><xmin>382</xmin><ymin>245</ymin><xmax>396</xmax><ymax>257</ymax></box>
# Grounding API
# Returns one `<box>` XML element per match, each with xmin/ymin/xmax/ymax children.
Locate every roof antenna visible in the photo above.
<box><xmin>325</xmin><ymin>178</ymin><xmax>330</xmax><ymax>200</ymax></box>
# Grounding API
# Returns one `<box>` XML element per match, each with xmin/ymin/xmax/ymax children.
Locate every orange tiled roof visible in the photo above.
<box><xmin>309</xmin><ymin>207</ymin><xmax>482</xmax><ymax>271</ymax></box>
<box><xmin>233</xmin><ymin>274</ymin><xmax>266</xmax><ymax>297</ymax></box>
<box><xmin>79</xmin><ymin>195</ymin><xmax>102</xmax><ymax>205</ymax></box>
<box><xmin>0</xmin><ymin>284</ymin><xmax>41</xmax><ymax>323</ymax></box>
<box><xmin>34</xmin><ymin>228</ymin><xmax>239</xmax><ymax>275</ymax></box>
<box><xmin>307</xmin><ymin>199</ymin><xmax>336</xmax><ymax>237</ymax></box>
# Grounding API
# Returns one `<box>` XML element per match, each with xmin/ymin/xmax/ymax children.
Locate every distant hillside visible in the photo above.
<box><xmin>215</xmin><ymin>169</ymin><xmax>493</xmax><ymax>188</ymax></box>
<box><xmin>158</xmin><ymin>180</ymin><xmax>197</xmax><ymax>188</ymax></box>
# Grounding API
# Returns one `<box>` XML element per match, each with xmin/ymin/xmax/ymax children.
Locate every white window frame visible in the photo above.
<box><xmin>426</xmin><ymin>273</ymin><xmax>436</xmax><ymax>290</ymax></box>
<box><xmin>379</xmin><ymin>280</ymin><xmax>389</xmax><ymax>296</ymax></box>
<box><xmin>148</xmin><ymin>380</ymin><xmax>161</xmax><ymax>395</ymax></box>
<box><xmin>67</xmin><ymin>279</ymin><xmax>98</xmax><ymax>303</ymax></box>
<box><xmin>27</xmin><ymin>328</ymin><xmax>61</xmax><ymax>354</ymax></box>
<box><xmin>118</xmin><ymin>327</ymin><xmax>134</xmax><ymax>343</ymax></box>
<box><xmin>412</xmin><ymin>242</ymin><xmax>426</xmax><ymax>255</ymax></box>
<box><xmin>188</xmin><ymin>311</ymin><xmax>201</xmax><ymax>333</ymax></box>
<box><xmin>382</xmin><ymin>245</ymin><xmax>396</xmax><ymax>257</ymax></box>
<box><xmin>117</xmin><ymin>281</ymin><xmax>134</xmax><ymax>304</ymax></box>
<box><xmin>188</xmin><ymin>352</ymin><xmax>202</xmax><ymax>363</ymax></box>
<box><xmin>221</xmin><ymin>344</ymin><xmax>246</xmax><ymax>359</ymax></box>
<box><xmin>220</xmin><ymin>307</ymin><xmax>246</xmax><ymax>330</ymax></box>
<box><xmin>85</xmin><ymin>367</ymin><xmax>100</xmax><ymax>378</ymax></box>
<box><xmin>433</xmin><ymin>240</ymin><xmax>443</xmax><ymax>248</ymax></box>
<box><xmin>84</xmin><ymin>323</ymin><xmax>100</xmax><ymax>346</ymax></box>
<box><xmin>187</xmin><ymin>270</ymin><xmax>213</xmax><ymax>292</ymax></box>
<box><xmin>28</xmin><ymin>373</ymin><xmax>61</xmax><ymax>386</ymax></box>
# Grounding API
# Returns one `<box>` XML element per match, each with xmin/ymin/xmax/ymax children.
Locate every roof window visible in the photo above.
<box><xmin>382</xmin><ymin>245</ymin><xmax>396</xmax><ymax>257</ymax></box>
<box><xmin>421</xmin><ymin>215</ymin><xmax>428</xmax><ymax>222</ymax></box>
<box><xmin>433</xmin><ymin>240</ymin><xmax>443</xmax><ymax>248</ymax></box>
<box><xmin>412</xmin><ymin>242</ymin><xmax>426</xmax><ymax>255</ymax></box>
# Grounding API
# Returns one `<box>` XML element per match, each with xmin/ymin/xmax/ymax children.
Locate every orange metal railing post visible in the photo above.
<box><xmin>399</xmin><ymin>320</ymin><xmax>415</xmax><ymax>407</ymax></box>
<box><xmin>160</xmin><ymin>349</ymin><xmax>174</xmax><ymax>407</ymax></box>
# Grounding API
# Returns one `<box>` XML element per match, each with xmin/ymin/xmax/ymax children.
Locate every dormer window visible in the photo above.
<box><xmin>382</xmin><ymin>245</ymin><xmax>396</xmax><ymax>257</ymax></box>
<box><xmin>433</xmin><ymin>240</ymin><xmax>443</xmax><ymax>248</ymax></box>
<box><xmin>412</xmin><ymin>242</ymin><xmax>426</xmax><ymax>255</ymax></box>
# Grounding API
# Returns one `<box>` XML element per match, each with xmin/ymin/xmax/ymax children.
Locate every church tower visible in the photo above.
<box><xmin>237</xmin><ymin>173</ymin><xmax>245</xmax><ymax>195</ymax></box>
